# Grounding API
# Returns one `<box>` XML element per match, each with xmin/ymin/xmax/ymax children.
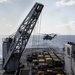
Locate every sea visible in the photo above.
<box><xmin>0</xmin><ymin>34</ymin><xmax>75</xmax><ymax>74</ymax></box>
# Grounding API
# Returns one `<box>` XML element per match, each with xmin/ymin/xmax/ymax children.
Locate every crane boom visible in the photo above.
<box><xmin>3</xmin><ymin>3</ymin><xmax>44</xmax><ymax>72</ymax></box>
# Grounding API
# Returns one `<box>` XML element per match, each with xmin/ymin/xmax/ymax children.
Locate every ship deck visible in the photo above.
<box><xmin>19</xmin><ymin>48</ymin><xmax>64</xmax><ymax>75</ymax></box>
<box><xmin>20</xmin><ymin>48</ymin><xmax>53</xmax><ymax>75</ymax></box>
<box><xmin>3</xmin><ymin>48</ymin><xmax>64</xmax><ymax>75</ymax></box>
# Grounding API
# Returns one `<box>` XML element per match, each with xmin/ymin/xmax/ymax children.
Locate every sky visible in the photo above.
<box><xmin>0</xmin><ymin>0</ymin><xmax>75</xmax><ymax>35</ymax></box>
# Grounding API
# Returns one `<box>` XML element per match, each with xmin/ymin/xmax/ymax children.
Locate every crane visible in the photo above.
<box><xmin>2</xmin><ymin>2</ymin><xmax>44</xmax><ymax>74</ymax></box>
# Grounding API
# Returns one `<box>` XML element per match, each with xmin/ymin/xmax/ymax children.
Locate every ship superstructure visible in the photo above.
<box><xmin>64</xmin><ymin>42</ymin><xmax>75</xmax><ymax>75</ymax></box>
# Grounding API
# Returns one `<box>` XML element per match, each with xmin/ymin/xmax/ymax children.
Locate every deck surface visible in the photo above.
<box><xmin>19</xmin><ymin>48</ymin><xmax>55</xmax><ymax>75</ymax></box>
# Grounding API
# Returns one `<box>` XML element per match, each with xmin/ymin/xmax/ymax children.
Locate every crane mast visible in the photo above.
<box><xmin>3</xmin><ymin>3</ymin><xmax>44</xmax><ymax>73</ymax></box>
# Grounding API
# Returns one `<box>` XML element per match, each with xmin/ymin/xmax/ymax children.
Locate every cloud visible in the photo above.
<box><xmin>56</xmin><ymin>21</ymin><xmax>75</xmax><ymax>27</ymax></box>
<box><xmin>0</xmin><ymin>0</ymin><xmax>11</xmax><ymax>4</ymax></box>
<box><xmin>55</xmin><ymin>0</ymin><xmax>75</xmax><ymax>7</ymax></box>
<box><xmin>54</xmin><ymin>21</ymin><xmax>75</xmax><ymax>35</ymax></box>
<box><xmin>0</xmin><ymin>0</ymin><xmax>7</xmax><ymax>3</ymax></box>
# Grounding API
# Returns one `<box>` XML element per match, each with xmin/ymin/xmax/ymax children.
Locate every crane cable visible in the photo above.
<box><xmin>31</xmin><ymin>17</ymin><xmax>39</xmax><ymax>52</ymax></box>
<box><xmin>38</xmin><ymin>12</ymin><xmax>42</xmax><ymax>49</ymax></box>
<box><xmin>31</xmin><ymin>12</ymin><xmax>42</xmax><ymax>52</ymax></box>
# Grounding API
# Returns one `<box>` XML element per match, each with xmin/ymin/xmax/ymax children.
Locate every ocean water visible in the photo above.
<box><xmin>26</xmin><ymin>34</ymin><xmax>75</xmax><ymax>53</ymax></box>
<box><xmin>0</xmin><ymin>34</ymin><xmax>75</xmax><ymax>58</ymax></box>
<box><xmin>0</xmin><ymin>34</ymin><xmax>75</xmax><ymax>74</ymax></box>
